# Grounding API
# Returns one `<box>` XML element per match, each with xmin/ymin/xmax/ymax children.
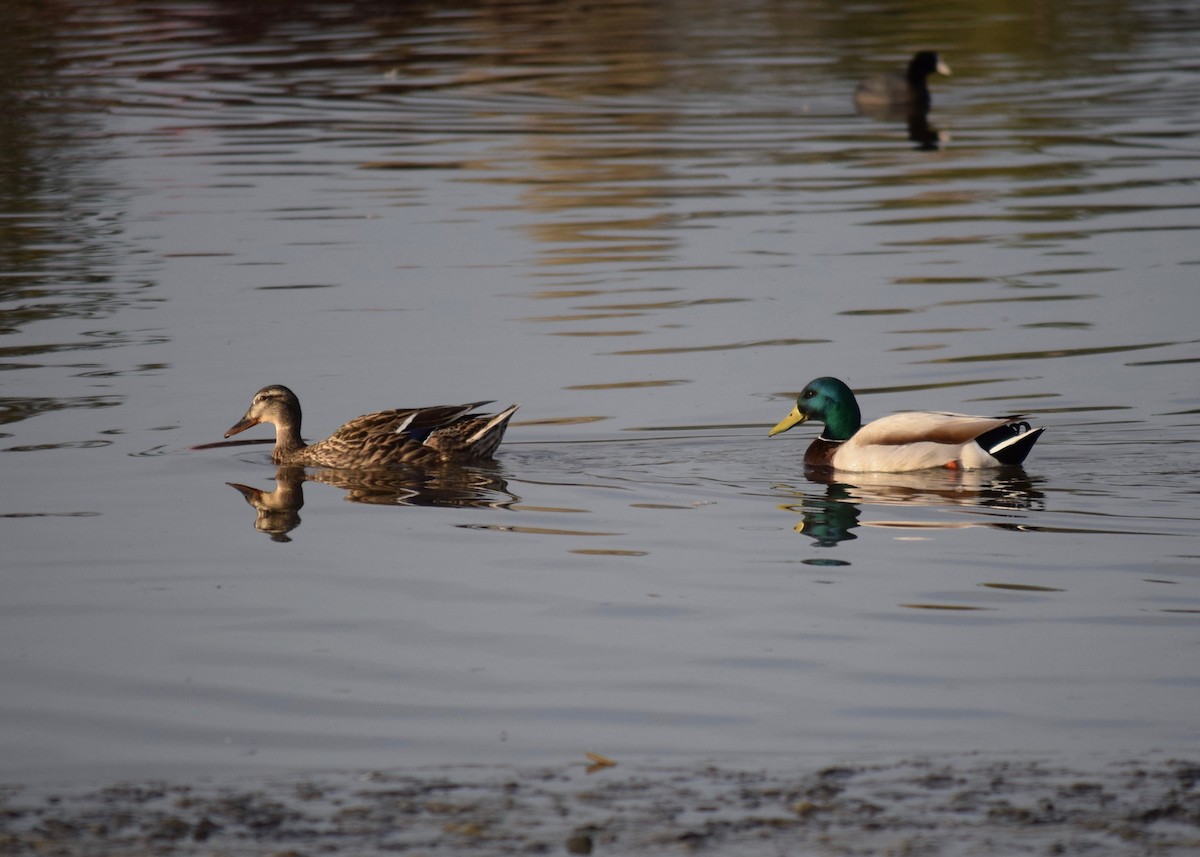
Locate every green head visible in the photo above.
<box><xmin>768</xmin><ymin>376</ymin><xmax>863</xmax><ymax>441</ymax></box>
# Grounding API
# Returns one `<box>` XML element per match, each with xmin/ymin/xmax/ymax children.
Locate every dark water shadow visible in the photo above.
<box><xmin>856</xmin><ymin>101</ymin><xmax>945</xmax><ymax>151</ymax></box>
<box><xmin>227</xmin><ymin>463</ymin><xmax>519</xmax><ymax>542</ymax></box>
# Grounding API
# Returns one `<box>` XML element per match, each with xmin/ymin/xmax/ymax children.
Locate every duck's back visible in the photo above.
<box><xmin>854</xmin><ymin>411</ymin><xmax>1015</xmax><ymax>447</ymax></box>
<box><xmin>854</xmin><ymin>72</ymin><xmax>915</xmax><ymax>107</ymax></box>
<box><xmin>831</xmin><ymin>412</ymin><xmax>1021</xmax><ymax>472</ymax></box>
<box><xmin>290</xmin><ymin>401</ymin><xmax>513</xmax><ymax>468</ymax></box>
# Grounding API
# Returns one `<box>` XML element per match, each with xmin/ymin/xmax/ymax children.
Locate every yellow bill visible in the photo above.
<box><xmin>768</xmin><ymin>405</ymin><xmax>808</xmax><ymax>437</ymax></box>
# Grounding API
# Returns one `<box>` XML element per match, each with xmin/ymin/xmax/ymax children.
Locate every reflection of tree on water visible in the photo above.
<box><xmin>227</xmin><ymin>463</ymin><xmax>519</xmax><ymax>542</ymax></box>
<box><xmin>777</xmin><ymin>468</ymin><xmax>1046</xmax><ymax>547</ymax></box>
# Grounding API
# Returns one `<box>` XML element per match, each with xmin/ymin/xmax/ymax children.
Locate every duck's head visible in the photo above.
<box><xmin>768</xmin><ymin>376</ymin><xmax>862</xmax><ymax>441</ymax></box>
<box><xmin>225</xmin><ymin>384</ymin><xmax>301</xmax><ymax>437</ymax></box>
<box><xmin>908</xmin><ymin>51</ymin><xmax>951</xmax><ymax>82</ymax></box>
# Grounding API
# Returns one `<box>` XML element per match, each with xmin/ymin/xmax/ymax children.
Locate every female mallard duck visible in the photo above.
<box><xmin>769</xmin><ymin>377</ymin><xmax>1043</xmax><ymax>472</ymax></box>
<box><xmin>854</xmin><ymin>50</ymin><xmax>951</xmax><ymax>114</ymax></box>
<box><xmin>225</xmin><ymin>384</ymin><xmax>518</xmax><ymax>468</ymax></box>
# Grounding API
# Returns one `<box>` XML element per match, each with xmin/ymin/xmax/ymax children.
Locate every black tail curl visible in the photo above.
<box><xmin>976</xmin><ymin>422</ymin><xmax>1044</xmax><ymax>466</ymax></box>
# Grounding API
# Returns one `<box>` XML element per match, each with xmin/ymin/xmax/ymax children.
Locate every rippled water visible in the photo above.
<box><xmin>2</xmin><ymin>0</ymin><xmax>1198</xmax><ymax>785</ymax></box>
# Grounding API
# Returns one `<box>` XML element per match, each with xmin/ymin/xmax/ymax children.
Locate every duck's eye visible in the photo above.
<box><xmin>803</xmin><ymin>389</ymin><xmax>816</xmax><ymax>399</ymax></box>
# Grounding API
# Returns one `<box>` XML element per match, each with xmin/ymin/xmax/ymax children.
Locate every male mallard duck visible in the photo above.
<box><xmin>854</xmin><ymin>51</ymin><xmax>951</xmax><ymax>113</ymax></box>
<box><xmin>225</xmin><ymin>384</ymin><xmax>518</xmax><ymax>468</ymax></box>
<box><xmin>768</xmin><ymin>377</ymin><xmax>1043</xmax><ymax>472</ymax></box>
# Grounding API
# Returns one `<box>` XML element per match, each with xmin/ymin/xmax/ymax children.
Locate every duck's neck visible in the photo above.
<box><xmin>821</xmin><ymin>402</ymin><xmax>862</xmax><ymax>442</ymax></box>
<box><xmin>271</xmin><ymin>417</ymin><xmax>307</xmax><ymax>463</ymax></box>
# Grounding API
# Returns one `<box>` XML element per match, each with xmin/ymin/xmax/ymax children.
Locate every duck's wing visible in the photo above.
<box><xmin>333</xmin><ymin>402</ymin><xmax>495</xmax><ymax>442</ymax></box>
<box><xmin>424</xmin><ymin>404</ymin><xmax>519</xmax><ymax>461</ymax></box>
<box><xmin>833</xmin><ymin>412</ymin><xmax>1030</xmax><ymax>472</ymax></box>
<box><xmin>852</xmin><ymin>411</ymin><xmax>1018</xmax><ymax>447</ymax></box>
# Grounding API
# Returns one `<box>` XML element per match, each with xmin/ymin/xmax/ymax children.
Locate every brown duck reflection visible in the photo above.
<box><xmin>777</xmin><ymin>468</ymin><xmax>1045</xmax><ymax>548</ymax></box>
<box><xmin>228</xmin><ymin>467</ymin><xmax>307</xmax><ymax>542</ymax></box>
<box><xmin>228</xmin><ymin>463</ymin><xmax>518</xmax><ymax>541</ymax></box>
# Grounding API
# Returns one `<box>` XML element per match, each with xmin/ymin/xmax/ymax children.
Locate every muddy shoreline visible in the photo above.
<box><xmin>2</xmin><ymin>755</ymin><xmax>1197</xmax><ymax>856</ymax></box>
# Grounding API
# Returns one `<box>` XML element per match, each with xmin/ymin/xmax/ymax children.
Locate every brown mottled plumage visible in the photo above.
<box><xmin>224</xmin><ymin>385</ymin><xmax>518</xmax><ymax>468</ymax></box>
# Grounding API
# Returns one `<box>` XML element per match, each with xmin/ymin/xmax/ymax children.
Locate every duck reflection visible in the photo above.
<box><xmin>227</xmin><ymin>463</ymin><xmax>518</xmax><ymax>541</ymax></box>
<box><xmin>784</xmin><ymin>480</ymin><xmax>861</xmax><ymax>547</ymax></box>
<box><xmin>854</xmin><ymin>51</ymin><xmax>950</xmax><ymax>151</ymax></box>
<box><xmin>855</xmin><ymin>100</ymin><xmax>945</xmax><ymax>151</ymax></box>
<box><xmin>228</xmin><ymin>466</ymin><xmax>307</xmax><ymax>542</ymax></box>
<box><xmin>777</xmin><ymin>468</ymin><xmax>1045</xmax><ymax>547</ymax></box>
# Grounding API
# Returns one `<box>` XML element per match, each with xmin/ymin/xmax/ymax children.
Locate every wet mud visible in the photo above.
<box><xmin>2</xmin><ymin>756</ymin><xmax>1197</xmax><ymax>856</ymax></box>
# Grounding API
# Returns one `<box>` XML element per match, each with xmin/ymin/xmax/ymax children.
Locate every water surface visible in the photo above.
<box><xmin>1</xmin><ymin>0</ymin><xmax>1198</xmax><ymax>785</ymax></box>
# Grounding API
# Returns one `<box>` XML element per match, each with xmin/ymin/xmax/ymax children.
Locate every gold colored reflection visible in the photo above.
<box><xmin>523</xmin><ymin>312</ymin><xmax>644</xmax><ymax>322</ymax></box>
<box><xmin>227</xmin><ymin>464</ymin><xmax>519</xmax><ymax>542</ymax></box>
<box><xmin>920</xmin><ymin>341</ymin><xmax>1178</xmax><ymax>364</ymax></box>
<box><xmin>550</xmin><ymin>329</ymin><xmax>645</xmax><ymax>337</ymax></box>
<box><xmin>457</xmin><ymin>524</ymin><xmax>620</xmax><ymax>537</ymax></box>
<box><xmin>981</xmin><ymin>583</ymin><xmax>1064</xmax><ymax>593</ymax></box>
<box><xmin>516</xmin><ymin>414</ymin><xmax>609</xmax><ymax>426</ymax></box>
<box><xmin>612</xmin><ymin>337</ymin><xmax>829</xmax><ymax>356</ymax></box>
<box><xmin>901</xmin><ymin>604</ymin><xmax>993</xmax><ymax>611</ymax></box>
<box><xmin>565</xmin><ymin>379</ymin><xmax>688</xmax><ymax>391</ymax></box>
<box><xmin>570</xmin><ymin>549</ymin><xmax>648</xmax><ymax>556</ymax></box>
